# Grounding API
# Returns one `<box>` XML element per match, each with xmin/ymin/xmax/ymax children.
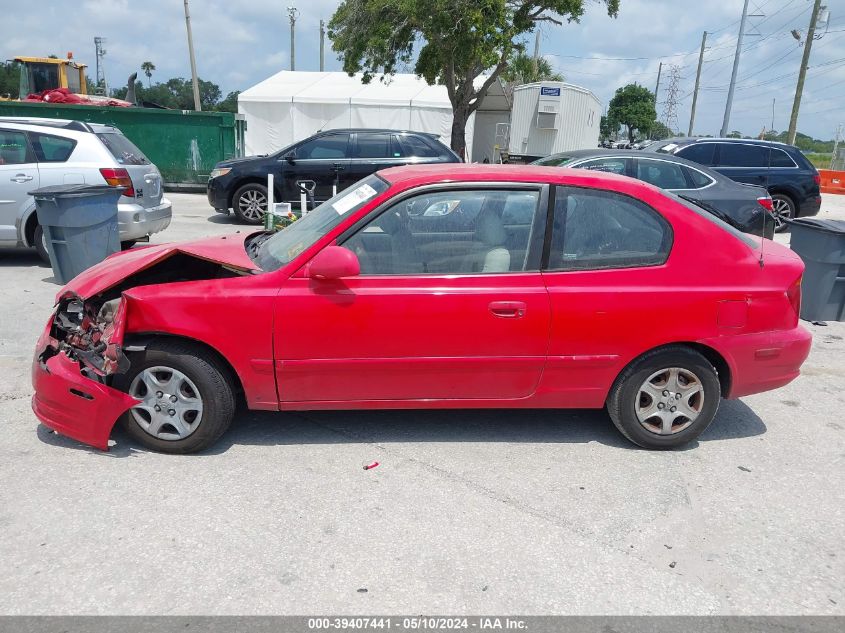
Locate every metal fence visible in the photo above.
<box><xmin>0</xmin><ymin>101</ymin><xmax>246</xmax><ymax>186</ymax></box>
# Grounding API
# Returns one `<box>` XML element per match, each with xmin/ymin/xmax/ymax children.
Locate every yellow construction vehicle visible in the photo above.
<box><xmin>13</xmin><ymin>55</ymin><xmax>89</xmax><ymax>97</ymax></box>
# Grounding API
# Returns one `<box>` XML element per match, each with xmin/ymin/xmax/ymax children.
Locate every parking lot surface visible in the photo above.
<box><xmin>0</xmin><ymin>193</ymin><xmax>843</xmax><ymax>615</ymax></box>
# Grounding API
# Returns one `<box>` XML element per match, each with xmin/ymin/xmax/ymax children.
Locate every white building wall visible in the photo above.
<box><xmin>508</xmin><ymin>82</ymin><xmax>601</xmax><ymax>158</ymax></box>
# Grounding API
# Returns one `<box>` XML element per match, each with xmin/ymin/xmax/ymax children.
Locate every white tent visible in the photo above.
<box><xmin>238</xmin><ymin>71</ymin><xmax>510</xmax><ymax>161</ymax></box>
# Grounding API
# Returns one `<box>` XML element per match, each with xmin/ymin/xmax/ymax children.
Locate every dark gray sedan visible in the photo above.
<box><xmin>532</xmin><ymin>149</ymin><xmax>775</xmax><ymax>238</ymax></box>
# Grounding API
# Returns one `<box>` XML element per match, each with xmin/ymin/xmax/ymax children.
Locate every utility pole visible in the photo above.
<box><xmin>183</xmin><ymin>0</ymin><xmax>201</xmax><ymax>111</ymax></box>
<box><xmin>532</xmin><ymin>27</ymin><xmax>541</xmax><ymax>77</ymax></box>
<box><xmin>721</xmin><ymin>0</ymin><xmax>751</xmax><ymax>137</ymax></box>
<box><xmin>319</xmin><ymin>19</ymin><xmax>325</xmax><ymax>72</ymax></box>
<box><xmin>831</xmin><ymin>123</ymin><xmax>842</xmax><ymax>169</ymax></box>
<box><xmin>787</xmin><ymin>0</ymin><xmax>823</xmax><ymax>145</ymax></box>
<box><xmin>654</xmin><ymin>62</ymin><xmax>663</xmax><ymax>105</ymax></box>
<box><xmin>287</xmin><ymin>6</ymin><xmax>299</xmax><ymax>71</ymax></box>
<box><xmin>687</xmin><ymin>31</ymin><xmax>707</xmax><ymax>137</ymax></box>
<box><xmin>93</xmin><ymin>37</ymin><xmax>107</xmax><ymax>95</ymax></box>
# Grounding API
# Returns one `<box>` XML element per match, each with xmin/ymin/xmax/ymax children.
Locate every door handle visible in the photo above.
<box><xmin>11</xmin><ymin>174</ymin><xmax>33</xmax><ymax>183</ymax></box>
<box><xmin>489</xmin><ymin>301</ymin><xmax>527</xmax><ymax>318</ymax></box>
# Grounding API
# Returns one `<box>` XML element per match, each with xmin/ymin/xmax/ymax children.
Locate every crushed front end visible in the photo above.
<box><xmin>32</xmin><ymin>293</ymin><xmax>139</xmax><ymax>450</ymax></box>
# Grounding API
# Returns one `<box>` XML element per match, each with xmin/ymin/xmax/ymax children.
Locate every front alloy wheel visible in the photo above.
<box><xmin>233</xmin><ymin>184</ymin><xmax>268</xmax><ymax>224</ymax></box>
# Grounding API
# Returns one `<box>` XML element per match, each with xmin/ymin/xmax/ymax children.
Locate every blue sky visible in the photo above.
<box><xmin>2</xmin><ymin>0</ymin><xmax>843</xmax><ymax>140</ymax></box>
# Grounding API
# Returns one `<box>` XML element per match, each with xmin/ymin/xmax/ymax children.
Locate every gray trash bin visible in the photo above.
<box><xmin>29</xmin><ymin>184</ymin><xmax>124</xmax><ymax>284</ymax></box>
<box><xmin>788</xmin><ymin>217</ymin><xmax>845</xmax><ymax>322</ymax></box>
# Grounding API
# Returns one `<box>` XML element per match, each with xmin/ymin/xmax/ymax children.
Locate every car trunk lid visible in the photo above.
<box><xmin>96</xmin><ymin>131</ymin><xmax>162</xmax><ymax>208</ymax></box>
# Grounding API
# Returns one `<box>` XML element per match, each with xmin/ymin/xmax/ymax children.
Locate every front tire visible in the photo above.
<box><xmin>115</xmin><ymin>340</ymin><xmax>235</xmax><ymax>454</ymax></box>
<box><xmin>34</xmin><ymin>224</ymin><xmax>50</xmax><ymax>264</ymax></box>
<box><xmin>771</xmin><ymin>194</ymin><xmax>795</xmax><ymax>233</ymax></box>
<box><xmin>606</xmin><ymin>346</ymin><xmax>721</xmax><ymax>449</ymax></box>
<box><xmin>233</xmin><ymin>183</ymin><xmax>268</xmax><ymax>224</ymax></box>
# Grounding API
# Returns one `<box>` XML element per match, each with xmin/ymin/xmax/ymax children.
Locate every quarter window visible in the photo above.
<box><xmin>548</xmin><ymin>187</ymin><xmax>671</xmax><ymax>271</ymax></box>
<box><xmin>685</xmin><ymin>168</ymin><xmax>714</xmax><ymax>189</ymax></box>
<box><xmin>398</xmin><ymin>134</ymin><xmax>439</xmax><ymax>158</ymax></box>
<box><xmin>636</xmin><ymin>159</ymin><xmax>688</xmax><ymax>189</ymax></box>
<box><xmin>295</xmin><ymin>134</ymin><xmax>350</xmax><ymax>159</ymax></box>
<box><xmin>770</xmin><ymin>149</ymin><xmax>796</xmax><ymax>168</ymax></box>
<box><xmin>342</xmin><ymin>189</ymin><xmax>540</xmax><ymax>275</ymax></box>
<box><xmin>0</xmin><ymin>129</ymin><xmax>32</xmax><ymax>165</ymax></box>
<box><xmin>29</xmin><ymin>132</ymin><xmax>76</xmax><ymax>163</ymax></box>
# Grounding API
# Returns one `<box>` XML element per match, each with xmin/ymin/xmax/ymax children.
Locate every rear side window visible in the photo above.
<box><xmin>533</xmin><ymin>154</ymin><xmax>570</xmax><ymax>166</ymax></box>
<box><xmin>398</xmin><ymin>134</ymin><xmax>439</xmax><ymax>158</ymax></box>
<box><xmin>770</xmin><ymin>149</ymin><xmax>796</xmax><ymax>168</ymax></box>
<box><xmin>29</xmin><ymin>132</ymin><xmax>76</xmax><ymax>163</ymax></box>
<box><xmin>96</xmin><ymin>132</ymin><xmax>150</xmax><ymax>165</ymax></box>
<box><xmin>577</xmin><ymin>157</ymin><xmax>628</xmax><ymax>175</ymax></box>
<box><xmin>0</xmin><ymin>129</ymin><xmax>33</xmax><ymax>164</ymax></box>
<box><xmin>718</xmin><ymin>143</ymin><xmax>769</xmax><ymax>167</ymax></box>
<box><xmin>548</xmin><ymin>187</ymin><xmax>672</xmax><ymax>271</ymax></box>
<box><xmin>636</xmin><ymin>159</ymin><xmax>688</xmax><ymax>189</ymax></box>
<box><xmin>676</xmin><ymin>143</ymin><xmax>715</xmax><ymax>166</ymax></box>
<box><xmin>353</xmin><ymin>133</ymin><xmax>391</xmax><ymax>159</ymax></box>
<box><xmin>668</xmin><ymin>191</ymin><xmax>757</xmax><ymax>248</ymax></box>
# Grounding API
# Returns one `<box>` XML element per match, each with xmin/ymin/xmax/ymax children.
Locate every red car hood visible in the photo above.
<box><xmin>59</xmin><ymin>235</ymin><xmax>260</xmax><ymax>301</ymax></box>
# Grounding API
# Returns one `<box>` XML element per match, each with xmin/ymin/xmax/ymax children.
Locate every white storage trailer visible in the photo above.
<box><xmin>506</xmin><ymin>82</ymin><xmax>602</xmax><ymax>163</ymax></box>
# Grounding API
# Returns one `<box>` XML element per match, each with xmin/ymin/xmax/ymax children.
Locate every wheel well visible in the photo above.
<box><xmin>24</xmin><ymin>211</ymin><xmax>39</xmax><ymax>247</ymax></box>
<box><xmin>228</xmin><ymin>178</ymin><xmax>283</xmax><ymax>210</ymax></box>
<box><xmin>615</xmin><ymin>342</ymin><xmax>732</xmax><ymax>398</ymax></box>
<box><xmin>768</xmin><ymin>188</ymin><xmax>798</xmax><ymax>209</ymax></box>
<box><xmin>123</xmin><ymin>333</ymin><xmax>246</xmax><ymax>399</ymax></box>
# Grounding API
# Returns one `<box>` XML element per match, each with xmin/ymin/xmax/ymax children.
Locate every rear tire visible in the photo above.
<box><xmin>114</xmin><ymin>340</ymin><xmax>235</xmax><ymax>454</ymax></box>
<box><xmin>233</xmin><ymin>183</ymin><xmax>268</xmax><ymax>225</ymax></box>
<box><xmin>34</xmin><ymin>224</ymin><xmax>50</xmax><ymax>264</ymax></box>
<box><xmin>606</xmin><ymin>346</ymin><xmax>721</xmax><ymax>449</ymax></box>
<box><xmin>771</xmin><ymin>194</ymin><xmax>795</xmax><ymax>233</ymax></box>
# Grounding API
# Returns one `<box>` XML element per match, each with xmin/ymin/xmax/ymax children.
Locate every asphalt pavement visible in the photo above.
<box><xmin>0</xmin><ymin>193</ymin><xmax>842</xmax><ymax>615</ymax></box>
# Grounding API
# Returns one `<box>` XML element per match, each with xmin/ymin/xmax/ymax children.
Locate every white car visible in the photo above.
<box><xmin>0</xmin><ymin>117</ymin><xmax>171</xmax><ymax>261</ymax></box>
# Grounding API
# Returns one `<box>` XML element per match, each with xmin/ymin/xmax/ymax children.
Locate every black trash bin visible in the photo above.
<box><xmin>29</xmin><ymin>184</ymin><xmax>124</xmax><ymax>284</ymax></box>
<box><xmin>788</xmin><ymin>217</ymin><xmax>845</xmax><ymax>322</ymax></box>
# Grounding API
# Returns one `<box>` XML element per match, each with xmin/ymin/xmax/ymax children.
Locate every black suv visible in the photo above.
<box><xmin>208</xmin><ymin>128</ymin><xmax>461</xmax><ymax>224</ymax></box>
<box><xmin>653</xmin><ymin>137</ymin><xmax>821</xmax><ymax>231</ymax></box>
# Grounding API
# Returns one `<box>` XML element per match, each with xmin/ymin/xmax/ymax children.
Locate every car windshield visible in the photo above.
<box><xmin>255</xmin><ymin>174</ymin><xmax>390</xmax><ymax>271</ymax></box>
<box><xmin>532</xmin><ymin>155</ymin><xmax>571</xmax><ymax>166</ymax></box>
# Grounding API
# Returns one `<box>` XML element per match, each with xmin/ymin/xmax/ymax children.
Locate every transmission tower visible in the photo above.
<box><xmin>661</xmin><ymin>64</ymin><xmax>681</xmax><ymax>135</ymax></box>
<box><xmin>93</xmin><ymin>36</ymin><xmax>107</xmax><ymax>95</ymax></box>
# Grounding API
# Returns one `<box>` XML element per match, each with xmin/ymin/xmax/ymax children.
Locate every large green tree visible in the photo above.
<box><xmin>607</xmin><ymin>83</ymin><xmax>656</xmax><ymax>142</ymax></box>
<box><xmin>329</xmin><ymin>0</ymin><xmax>620</xmax><ymax>156</ymax></box>
<box><xmin>112</xmin><ymin>77</ymin><xmax>222</xmax><ymax>110</ymax></box>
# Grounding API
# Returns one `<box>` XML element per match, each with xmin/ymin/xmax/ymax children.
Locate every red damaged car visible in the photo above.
<box><xmin>32</xmin><ymin>164</ymin><xmax>811</xmax><ymax>453</ymax></box>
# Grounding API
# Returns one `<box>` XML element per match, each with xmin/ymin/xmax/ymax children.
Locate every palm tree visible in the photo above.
<box><xmin>502</xmin><ymin>52</ymin><xmax>564</xmax><ymax>86</ymax></box>
<box><xmin>141</xmin><ymin>61</ymin><xmax>156</xmax><ymax>88</ymax></box>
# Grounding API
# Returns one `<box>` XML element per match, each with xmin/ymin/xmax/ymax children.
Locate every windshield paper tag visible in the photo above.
<box><xmin>332</xmin><ymin>183</ymin><xmax>378</xmax><ymax>215</ymax></box>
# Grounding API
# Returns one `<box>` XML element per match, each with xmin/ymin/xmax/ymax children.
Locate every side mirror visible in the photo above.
<box><xmin>283</xmin><ymin>151</ymin><xmax>296</xmax><ymax>164</ymax></box>
<box><xmin>308</xmin><ymin>246</ymin><xmax>360</xmax><ymax>280</ymax></box>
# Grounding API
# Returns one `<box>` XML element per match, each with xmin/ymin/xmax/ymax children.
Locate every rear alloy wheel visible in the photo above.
<box><xmin>771</xmin><ymin>194</ymin><xmax>795</xmax><ymax>233</ymax></box>
<box><xmin>607</xmin><ymin>347</ymin><xmax>721</xmax><ymax>449</ymax></box>
<box><xmin>233</xmin><ymin>183</ymin><xmax>268</xmax><ymax>224</ymax></box>
<box><xmin>116</xmin><ymin>340</ymin><xmax>235</xmax><ymax>453</ymax></box>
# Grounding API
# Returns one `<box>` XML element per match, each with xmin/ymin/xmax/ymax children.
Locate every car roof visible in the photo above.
<box><xmin>0</xmin><ymin>117</ymin><xmax>117</xmax><ymax>134</ymax></box>
<box><xmin>378</xmin><ymin>163</ymin><xmax>638</xmax><ymax>187</ymax></box>
<box><xmin>540</xmin><ymin>148</ymin><xmax>719</xmax><ymax>172</ymax></box>
<box><xmin>658</xmin><ymin>136</ymin><xmax>799</xmax><ymax>151</ymax></box>
<box><xmin>313</xmin><ymin>128</ymin><xmax>438</xmax><ymax>137</ymax></box>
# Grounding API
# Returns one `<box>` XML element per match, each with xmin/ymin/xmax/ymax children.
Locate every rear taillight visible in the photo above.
<box><xmin>99</xmin><ymin>168</ymin><xmax>135</xmax><ymax>198</ymax></box>
<box><xmin>757</xmin><ymin>196</ymin><xmax>774</xmax><ymax>213</ymax></box>
<box><xmin>787</xmin><ymin>275</ymin><xmax>802</xmax><ymax>318</ymax></box>
<box><xmin>813</xmin><ymin>173</ymin><xmax>821</xmax><ymax>185</ymax></box>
